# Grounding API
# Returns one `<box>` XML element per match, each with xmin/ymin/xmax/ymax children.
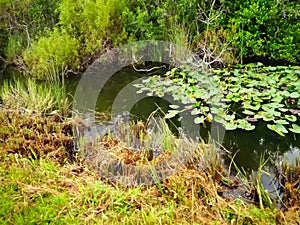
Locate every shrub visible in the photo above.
<box><xmin>220</xmin><ymin>0</ymin><xmax>300</xmax><ymax>64</ymax></box>
<box><xmin>0</xmin><ymin>0</ymin><xmax>59</xmax><ymax>63</ymax></box>
<box><xmin>22</xmin><ymin>28</ymin><xmax>79</xmax><ymax>78</ymax></box>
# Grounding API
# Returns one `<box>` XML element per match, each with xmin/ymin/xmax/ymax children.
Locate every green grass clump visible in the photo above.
<box><xmin>0</xmin><ymin>68</ymin><xmax>71</xmax><ymax>116</ymax></box>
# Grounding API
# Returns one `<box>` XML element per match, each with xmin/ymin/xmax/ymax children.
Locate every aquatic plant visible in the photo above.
<box><xmin>136</xmin><ymin>63</ymin><xmax>300</xmax><ymax>136</ymax></box>
<box><xmin>276</xmin><ymin>156</ymin><xmax>300</xmax><ymax>208</ymax></box>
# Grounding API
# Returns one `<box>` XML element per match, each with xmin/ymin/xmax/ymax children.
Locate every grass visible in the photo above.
<box><xmin>0</xmin><ymin>110</ymin><xmax>299</xmax><ymax>224</ymax></box>
<box><xmin>0</xmin><ymin>66</ymin><xmax>71</xmax><ymax>116</ymax></box>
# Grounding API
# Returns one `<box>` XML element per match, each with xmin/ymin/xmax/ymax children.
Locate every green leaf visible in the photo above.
<box><xmin>290</xmin><ymin>92</ymin><xmax>300</xmax><ymax>98</ymax></box>
<box><xmin>237</xmin><ymin>119</ymin><xmax>255</xmax><ymax>130</ymax></box>
<box><xmin>191</xmin><ymin>108</ymin><xmax>201</xmax><ymax>115</ymax></box>
<box><xmin>289</xmin><ymin>124</ymin><xmax>300</xmax><ymax>134</ymax></box>
<box><xmin>224</xmin><ymin>122</ymin><xmax>237</xmax><ymax>130</ymax></box>
<box><xmin>243</xmin><ymin>109</ymin><xmax>255</xmax><ymax>115</ymax></box>
<box><xmin>267</xmin><ymin>124</ymin><xmax>288</xmax><ymax>137</ymax></box>
<box><xmin>202</xmin><ymin>106</ymin><xmax>210</xmax><ymax>112</ymax></box>
<box><xmin>194</xmin><ymin>116</ymin><xmax>205</xmax><ymax>124</ymax></box>
<box><xmin>285</xmin><ymin>115</ymin><xmax>297</xmax><ymax>122</ymax></box>
<box><xmin>169</xmin><ymin>104</ymin><xmax>180</xmax><ymax>109</ymax></box>
<box><xmin>278</xmin><ymin>108</ymin><xmax>289</xmax><ymax>112</ymax></box>
<box><xmin>165</xmin><ymin>110</ymin><xmax>179</xmax><ymax>119</ymax></box>
<box><xmin>274</xmin><ymin>120</ymin><xmax>289</xmax><ymax>125</ymax></box>
<box><xmin>225</xmin><ymin>114</ymin><xmax>235</xmax><ymax>121</ymax></box>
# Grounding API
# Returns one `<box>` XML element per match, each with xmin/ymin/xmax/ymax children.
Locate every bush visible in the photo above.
<box><xmin>0</xmin><ymin>0</ymin><xmax>59</xmax><ymax>63</ymax></box>
<box><xmin>22</xmin><ymin>29</ymin><xmax>79</xmax><ymax>78</ymax></box>
<box><xmin>58</xmin><ymin>0</ymin><xmax>127</xmax><ymax>59</ymax></box>
<box><xmin>220</xmin><ymin>0</ymin><xmax>300</xmax><ymax>64</ymax></box>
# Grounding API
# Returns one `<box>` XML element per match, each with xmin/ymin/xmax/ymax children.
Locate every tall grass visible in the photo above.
<box><xmin>0</xmin><ymin>65</ymin><xmax>71</xmax><ymax>116</ymax></box>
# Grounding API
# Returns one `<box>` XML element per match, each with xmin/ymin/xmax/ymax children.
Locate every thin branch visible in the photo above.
<box><xmin>132</xmin><ymin>64</ymin><xmax>166</xmax><ymax>72</ymax></box>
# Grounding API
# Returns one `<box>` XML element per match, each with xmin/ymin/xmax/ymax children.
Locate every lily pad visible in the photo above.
<box><xmin>165</xmin><ymin>110</ymin><xmax>179</xmax><ymax>119</ymax></box>
<box><xmin>169</xmin><ymin>104</ymin><xmax>180</xmax><ymax>109</ymax></box>
<box><xmin>224</xmin><ymin>122</ymin><xmax>237</xmax><ymax>130</ymax></box>
<box><xmin>194</xmin><ymin>116</ymin><xmax>205</xmax><ymax>124</ymax></box>
<box><xmin>279</xmin><ymin>108</ymin><xmax>289</xmax><ymax>112</ymax></box>
<box><xmin>274</xmin><ymin>120</ymin><xmax>289</xmax><ymax>125</ymax></box>
<box><xmin>289</xmin><ymin>124</ymin><xmax>300</xmax><ymax>134</ymax></box>
<box><xmin>191</xmin><ymin>108</ymin><xmax>201</xmax><ymax>115</ymax></box>
<box><xmin>243</xmin><ymin>109</ymin><xmax>255</xmax><ymax>115</ymax></box>
<box><xmin>285</xmin><ymin>115</ymin><xmax>297</xmax><ymax>122</ymax></box>
<box><xmin>267</xmin><ymin>124</ymin><xmax>288</xmax><ymax>137</ymax></box>
<box><xmin>237</xmin><ymin>119</ymin><xmax>255</xmax><ymax>130</ymax></box>
<box><xmin>290</xmin><ymin>92</ymin><xmax>300</xmax><ymax>98</ymax></box>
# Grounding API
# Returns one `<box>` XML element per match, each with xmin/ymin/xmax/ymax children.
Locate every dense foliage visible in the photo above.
<box><xmin>0</xmin><ymin>0</ymin><xmax>299</xmax><ymax>78</ymax></box>
<box><xmin>220</xmin><ymin>0</ymin><xmax>300</xmax><ymax>64</ymax></box>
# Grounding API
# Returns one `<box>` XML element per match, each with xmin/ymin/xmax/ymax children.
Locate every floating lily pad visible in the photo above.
<box><xmin>274</xmin><ymin>120</ymin><xmax>289</xmax><ymax>125</ymax></box>
<box><xmin>169</xmin><ymin>104</ymin><xmax>180</xmax><ymax>109</ymax></box>
<box><xmin>237</xmin><ymin>119</ymin><xmax>255</xmax><ymax>130</ymax></box>
<box><xmin>267</xmin><ymin>124</ymin><xmax>288</xmax><ymax>137</ymax></box>
<box><xmin>225</xmin><ymin>114</ymin><xmax>235</xmax><ymax>121</ymax></box>
<box><xmin>246</xmin><ymin>117</ymin><xmax>258</xmax><ymax>122</ymax></box>
<box><xmin>279</xmin><ymin>108</ymin><xmax>289</xmax><ymax>112</ymax></box>
<box><xmin>289</xmin><ymin>124</ymin><xmax>300</xmax><ymax>134</ymax></box>
<box><xmin>165</xmin><ymin>110</ymin><xmax>179</xmax><ymax>119</ymax></box>
<box><xmin>290</xmin><ymin>92</ymin><xmax>300</xmax><ymax>98</ymax></box>
<box><xmin>191</xmin><ymin>108</ymin><xmax>201</xmax><ymax>115</ymax></box>
<box><xmin>194</xmin><ymin>116</ymin><xmax>205</xmax><ymax>124</ymax></box>
<box><xmin>224</xmin><ymin>122</ymin><xmax>237</xmax><ymax>130</ymax></box>
<box><xmin>285</xmin><ymin>115</ymin><xmax>297</xmax><ymax>122</ymax></box>
<box><xmin>289</xmin><ymin>109</ymin><xmax>299</xmax><ymax>115</ymax></box>
<box><xmin>243</xmin><ymin>109</ymin><xmax>255</xmax><ymax>115</ymax></box>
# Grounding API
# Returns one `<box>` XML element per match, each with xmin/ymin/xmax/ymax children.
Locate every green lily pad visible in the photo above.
<box><xmin>243</xmin><ymin>109</ymin><xmax>255</xmax><ymax>115</ymax></box>
<box><xmin>191</xmin><ymin>108</ymin><xmax>201</xmax><ymax>115</ymax></box>
<box><xmin>194</xmin><ymin>116</ymin><xmax>205</xmax><ymax>124</ymax></box>
<box><xmin>289</xmin><ymin>124</ymin><xmax>300</xmax><ymax>134</ymax></box>
<box><xmin>279</xmin><ymin>108</ymin><xmax>289</xmax><ymax>112</ymax></box>
<box><xmin>267</xmin><ymin>124</ymin><xmax>288</xmax><ymax>137</ymax></box>
<box><xmin>165</xmin><ymin>110</ymin><xmax>179</xmax><ymax>119</ymax></box>
<box><xmin>237</xmin><ymin>119</ymin><xmax>255</xmax><ymax>130</ymax></box>
<box><xmin>290</xmin><ymin>92</ymin><xmax>300</xmax><ymax>98</ymax></box>
<box><xmin>225</xmin><ymin>114</ymin><xmax>235</xmax><ymax>121</ymax></box>
<box><xmin>169</xmin><ymin>104</ymin><xmax>180</xmax><ymax>109</ymax></box>
<box><xmin>274</xmin><ymin>120</ymin><xmax>289</xmax><ymax>125</ymax></box>
<box><xmin>224</xmin><ymin>122</ymin><xmax>237</xmax><ymax>130</ymax></box>
<box><xmin>285</xmin><ymin>115</ymin><xmax>297</xmax><ymax>122</ymax></box>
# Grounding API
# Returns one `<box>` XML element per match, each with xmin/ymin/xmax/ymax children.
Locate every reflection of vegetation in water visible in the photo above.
<box><xmin>136</xmin><ymin>64</ymin><xmax>300</xmax><ymax>136</ymax></box>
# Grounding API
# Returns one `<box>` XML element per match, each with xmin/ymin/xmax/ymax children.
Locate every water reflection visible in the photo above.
<box><xmin>222</xmin><ymin>121</ymin><xmax>300</xmax><ymax>171</ymax></box>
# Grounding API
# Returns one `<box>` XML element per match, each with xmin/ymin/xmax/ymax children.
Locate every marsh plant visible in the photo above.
<box><xmin>0</xmin><ymin>66</ymin><xmax>71</xmax><ymax>116</ymax></box>
<box><xmin>1</xmin><ymin>111</ymin><xmax>299</xmax><ymax>224</ymax></box>
<box><xmin>276</xmin><ymin>156</ymin><xmax>300</xmax><ymax>208</ymax></box>
<box><xmin>76</xmin><ymin>112</ymin><xmax>225</xmax><ymax>187</ymax></box>
<box><xmin>136</xmin><ymin>63</ymin><xmax>300</xmax><ymax>136</ymax></box>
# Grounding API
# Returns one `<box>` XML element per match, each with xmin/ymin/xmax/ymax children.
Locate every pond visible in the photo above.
<box><xmin>1</xmin><ymin>66</ymin><xmax>299</xmax><ymax>188</ymax></box>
